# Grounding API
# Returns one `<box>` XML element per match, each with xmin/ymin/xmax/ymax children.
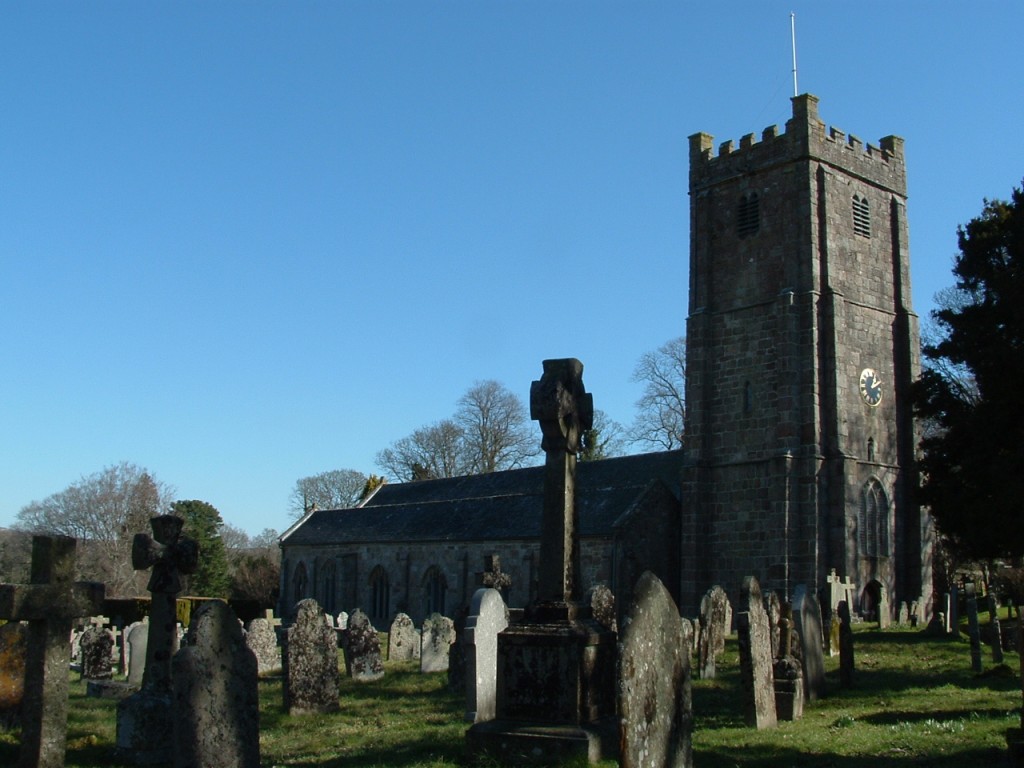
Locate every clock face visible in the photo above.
<box><xmin>859</xmin><ymin>368</ymin><xmax>882</xmax><ymax>407</ymax></box>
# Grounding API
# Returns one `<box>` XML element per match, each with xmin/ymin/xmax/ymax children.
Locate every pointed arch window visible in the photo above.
<box><xmin>369</xmin><ymin>565</ymin><xmax>391</xmax><ymax>625</ymax></box>
<box><xmin>859</xmin><ymin>479</ymin><xmax>889</xmax><ymax>558</ymax></box>
<box><xmin>853</xmin><ymin>194</ymin><xmax>871</xmax><ymax>238</ymax></box>
<box><xmin>292</xmin><ymin>561</ymin><xmax>309</xmax><ymax>607</ymax></box>
<box><xmin>737</xmin><ymin>192</ymin><xmax>760</xmax><ymax>238</ymax></box>
<box><xmin>422</xmin><ymin>566</ymin><xmax>448</xmax><ymax>616</ymax></box>
<box><xmin>320</xmin><ymin>559</ymin><xmax>337</xmax><ymax>614</ymax></box>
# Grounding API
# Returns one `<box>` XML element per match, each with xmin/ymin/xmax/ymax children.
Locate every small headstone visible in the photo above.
<box><xmin>965</xmin><ymin>582</ymin><xmax>983</xmax><ymax>674</ymax></box>
<box><xmin>420</xmin><ymin>613</ymin><xmax>456</xmax><ymax>673</ymax></box>
<box><xmin>336</xmin><ymin>611</ymin><xmax>348</xmax><ymax>630</ymax></box>
<box><xmin>989</xmin><ymin>592</ymin><xmax>1004</xmax><ymax>664</ymax></box>
<box><xmin>792</xmin><ymin>584</ymin><xmax>826</xmax><ymax>702</ymax></box>
<box><xmin>877</xmin><ymin>583</ymin><xmax>891</xmax><ymax>629</ymax></box>
<box><xmin>464</xmin><ymin>588</ymin><xmax>509</xmax><ymax>724</ymax></box>
<box><xmin>736</xmin><ymin>576</ymin><xmax>777</xmax><ymax>730</ymax></box>
<box><xmin>618</xmin><ymin>571</ymin><xmax>693</xmax><ymax>768</ymax></box>
<box><xmin>173</xmin><ymin>601</ymin><xmax>260</xmax><ymax>768</ymax></box>
<box><xmin>698</xmin><ymin>585</ymin><xmax>730</xmax><ymax>679</ymax></box>
<box><xmin>0</xmin><ymin>622</ymin><xmax>28</xmax><ymax>728</ymax></box>
<box><xmin>244</xmin><ymin>618</ymin><xmax>281</xmax><ymax>676</ymax></box>
<box><xmin>588</xmin><ymin>583</ymin><xmax>617</xmax><ymax>633</ymax></box>
<box><xmin>948</xmin><ymin>584</ymin><xmax>959</xmax><ymax>634</ymax></box>
<box><xmin>283</xmin><ymin>598</ymin><xmax>339</xmax><ymax>714</ymax></box>
<box><xmin>388</xmin><ymin>613</ymin><xmax>420</xmax><ymax>662</ymax></box>
<box><xmin>80</xmin><ymin>625</ymin><xmax>115</xmax><ymax>681</ymax></box>
<box><xmin>838</xmin><ymin>600</ymin><xmax>854</xmax><ymax>688</ymax></box>
<box><xmin>126</xmin><ymin>622</ymin><xmax>149</xmax><ymax>687</ymax></box>
<box><xmin>343</xmin><ymin>608</ymin><xmax>384</xmax><ymax>682</ymax></box>
<box><xmin>898</xmin><ymin>601</ymin><xmax>909</xmax><ymax>627</ymax></box>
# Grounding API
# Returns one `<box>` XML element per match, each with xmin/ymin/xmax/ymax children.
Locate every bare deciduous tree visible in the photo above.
<box><xmin>628</xmin><ymin>336</ymin><xmax>686</xmax><ymax>451</ymax></box>
<box><xmin>289</xmin><ymin>468</ymin><xmax>369</xmax><ymax>517</ymax></box>
<box><xmin>376</xmin><ymin>419</ymin><xmax>468</xmax><ymax>482</ymax></box>
<box><xmin>455</xmin><ymin>380</ymin><xmax>538</xmax><ymax>473</ymax></box>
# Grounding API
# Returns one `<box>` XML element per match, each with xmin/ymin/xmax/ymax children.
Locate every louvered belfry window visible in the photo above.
<box><xmin>853</xmin><ymin>194</ymin><xmax>871</xmax><ymax>237</ymax></box>
<box><xmin>737</xmin><ymin>192</ymin><xmax>760</xmax><ymax>238</ymax></box>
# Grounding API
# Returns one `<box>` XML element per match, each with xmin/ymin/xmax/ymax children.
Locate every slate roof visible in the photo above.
<box><xmin>282</xmin><ymin>450</ymin><xmax>684</xmax><ymax>547</ymax></box>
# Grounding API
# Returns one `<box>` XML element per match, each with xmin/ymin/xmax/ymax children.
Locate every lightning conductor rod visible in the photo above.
<box><xmin>790</xmin><ymin>12</ymin><xmax>799</xmax><ymax>97</ymax></box>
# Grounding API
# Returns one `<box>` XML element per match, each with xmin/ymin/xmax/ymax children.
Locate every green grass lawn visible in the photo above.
<box><xmin>0</xmin><ymin>626</ymin><xmax>1019</xmax><ymax>766</ymax></box>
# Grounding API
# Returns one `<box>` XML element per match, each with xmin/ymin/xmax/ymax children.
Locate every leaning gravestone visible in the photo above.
<box><xmin>0</xmin><ymin>535</ymin><xmax>105</xmax><ymax>768</ymax></box>
<box><xmin>245</xmin><ymin>617</ymin><xmax>281</xmax><ymax>676</ymax></box>
<box><xmin>965</xmin><ymin>582</ymin><xmax>983</xmax><ymax>674</ymax></box>
<box><xmin>343</xmin><ymin>608</ymin><xmax>384</xmax><ymax>682</ymax></box>
<box><xmin>792</xmin><ymin>584</ymin><xmax>826</xmax><ymax>702</ymax></box>
<box><xmin>388</xmin><ymin>613</ymin><xmax>420</xmax><ymax>662</ymax></box>
<box><xmin>420</xmin><ymin>613</ymin><xmax>456</xmax><ymax>673</ymax></box>
<box><xmin>464</xmin><ymin>588</ymin><xmax>509</xmax><ymax>724</ymax></box>
<box><xmin>618</xmin><ymin>571</ymin><xmax>693</xmax><ymax>768</ymax></box>
<box><xmin>698</xmin><ymin>585</ymin><xmax>730</xmax><ymax>679</ymax></box>
<box><xmin>0</xmin><ymin>622</ymin><xmax>28</xmax><ymax>729</ymax></box>
<box><xmin>736</xmin><ymin>576</ymin><xmax>777</xmax><ymax>730</ymax></box>
<box><xmin>173</xmin><ymin>601</ymin><xmax>260</xmax><ymax>768</ymax></box>
<box><xmin>284</xmin><ymin>598</ymin><xmax>339</xmax><ymax>714</ymax></box>
<box><xmin>80</xmin><ymin>624</ymin><xmax>115</xmax><ymax>680</ymax></box>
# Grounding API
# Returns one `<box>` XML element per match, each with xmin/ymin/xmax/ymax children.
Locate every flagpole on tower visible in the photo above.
<box><xmin>791</xmin><ymin>12</ymin><xmax>799</xmax><ymax>97</ymax></box>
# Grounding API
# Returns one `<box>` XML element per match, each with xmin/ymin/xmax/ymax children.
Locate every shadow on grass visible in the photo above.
<box><xmin>697</xmin><ymin>744</ymin><xmax>1006</xmax><ymax>768</ymax></box>
<box><xmin>859</xmin><ymin>706</ymin><xmax>1016</xmax><ymax>726</ymax></box>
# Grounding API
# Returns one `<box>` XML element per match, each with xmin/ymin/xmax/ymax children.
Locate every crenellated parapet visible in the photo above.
<box><xmin>689</xmin><ymin>94</ymin><xmax>906</xmax><ymax>196</ymax></box>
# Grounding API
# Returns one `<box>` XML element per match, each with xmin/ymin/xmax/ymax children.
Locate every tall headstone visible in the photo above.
<box><xmin>965</xmin><ymin>581</ymin><xmax>983</xmax><ymax>674</ymax></box>
<box><xmin>877</xmin><ymin>583</ymin><xmax>891</xmax><ymax>629</ymax></box>
<box><xmin>244</xmin><ymin>618</ymin><xmax>281</xmax><ymax>676</ymax></box>
<box><xmin>773</xmin><ymin>603</ymin><xmax>803</xmax><ymax>721</ymax></box>
<box><xmin>765</xmin><ymin>591</ymin><xmax>781</xmax><ymax>660</ymax></box>
<box><xmin>342</xmin><ymin>608</ymin><xmax>384</xmax><ymax>682</ymax></box>
<box><xmin>116</xmin><ymin>515</ymin><xmax>199</xmax><ymax>765</ymax></box>
<box><xmin>989</xmin><ymin>591</ymin><xmax>1004</xmax><ymax>664</ymax></box>
<box><xmin>420</xmin><ymin>613</ymin><xmax>456</xmax><ymax>673</ymax></box>
<box><xmin>468</xmin><ymin>358</ymin><xmax>617</xmax><ymax>764</ymax></box>
<box><xmin>792</xmin><ymin>584</ymin><xmax>826</xmax><ymax>702</ymax></box>
<box><xmin>736</xmin><ymin>576</ymin><xmax>777</xmax><ymax>730</ymax></box>
<box><xmin>464</xmin><ymin>588</ymin><xmax>509</xmax><ymax>724</ymax></box>
<box><xmin>284</xmin><ymin>599</ymin><xmax>340</xmax><ymax>713</ymax></box>
<box><xmin>0</xmin><ymin>535</ymin><xmax>105</xmax><ymax>768</ymax></box>
<box><xmin>618</xmin><ymin>571</ymin><xmax>693</xmax><ymax>768</ymax></box>
<box><xmin>173</xmin><ymin>601</ymin><xmax>260</xmax><ymax>768</ymax></box>
<box><xmin>388</xmin><ymin>613</ymin><xmax>420</xmax><ymax>662</ymax></box>
<box><xmin>838</xmin><ymin>600</ymin><xmax>855</xmax><ymax>688</ymax></box>
<box><xmin>698</xmin><ymin>585</ymin><xmax>730</xmax><ymax>679</ymax></box>
<box><xmin>125</xmin><ymin>621</ymin><xmax>149</xmax><ymax>687</ymax></box>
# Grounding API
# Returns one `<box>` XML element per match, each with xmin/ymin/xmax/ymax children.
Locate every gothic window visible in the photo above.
<box><xmin>369</xmin><ymin>565</ymin><xmax>390</xmax><ymax>625</ymax></box>
<box><xmin>859</xmin><ymin>479</ymin><xmax>889</xmax><ymax>558</ymax></box>
<box><xmin>319</xmin><ymin>559</ymin><xmax>337</xmax><ymax>614</ymax></box>
<box><xmin>422</xmin><ymin>565</ymin><xmax>448</xmax><ymax>616</ymax></box>
<box><xmin>292</xmin><ymin>561</ymin><xmax>309</xmax><ymax>606</ymax></box>
<box><xmin>737</xmin><ymin>192</ymin><xmax>760</xmax><ymax>238</ymax></box>
<box><xmin>867</xmin><ymin>437</ymin><xmax>875</xmax><ymax>462</ymax></box>
<box><xmin>853</xmin><ymin>194</ymin><xmax>871</xmax><ymax>237</ymax></box>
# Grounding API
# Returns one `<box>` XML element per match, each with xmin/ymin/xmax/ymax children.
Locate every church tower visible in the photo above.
<box><xmin>680</xmin><ymin>95</ymin><xmax>929</xmax><ymax>618</ymax></box>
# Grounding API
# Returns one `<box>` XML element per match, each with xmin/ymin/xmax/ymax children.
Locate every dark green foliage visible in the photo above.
<box><xmin>914</xmin><ymin>183</ymin><xmax>1024</xmax><ymax>560</ymax></box>
<box><xmin>171</xmin><ymin>499</ymin><xmax>232</xmax><ymax>598</ymax></box>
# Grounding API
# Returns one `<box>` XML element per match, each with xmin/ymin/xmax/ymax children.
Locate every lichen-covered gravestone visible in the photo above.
<box><xmin>244</xmin><ymin>617</ymin><xmax>281</xmax><ymax>676</ymax></box>
<box><xmin>284</xmin><ymin>598</ymin><xmax>339</xmax><ymax>713</ymax></box>
<box><xmin>80</xmin><ymin>624</ymin><xmax>115</xmax><ymax>680</ymax></box>
<box><xmin>588</xmin><ymin>583</ymin><xmax>617</xmax><ymax>633</ymax></box>
<box><xmin>736</xmin><ymin>576</ymin><xmax>777</xmax><ymax>730</ymax></box>
<box><xmin>698</xmin><ymin>585</ymin><xmax>730</xmax><ymax>679</ymax></box>
<box><xmin>792</xmin><ymin>584</ymin><xmax>826</xmax><ymax>702</ymax></box>
<box><xmin>342</xmin><ymin>608</ymin><xmax>384</xmax><ymax>682</ymax></box>
<box><xmin>773</xmin><ymin>603</ymin><xmax>803</xmax><ymax>721</ymax></box>
<box><xmin>618</xmin><ymin>571</ymin><xmax>693</xmax><ymax>768</ymax></box>
<box><xmin>420</xmin><ymin>613</ymin><xmax>456</xmax><ymax>673</ymax></box>
<box><xmin>173</xmin><ymin>601</ymin><xmax>259</xmax><ymax>768</ymax></box>
<box><xmin>388</xmin><ymin>613</ymin><xmax>420</xmax><ymax>662</ymax></box>
<box><xmin>464</xmin><ymin>588</ymin><xmax>509</xmax><ymax>724</ymax></box>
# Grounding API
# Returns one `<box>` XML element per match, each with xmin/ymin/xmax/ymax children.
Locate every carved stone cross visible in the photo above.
<box><xmin>480</xmin><ymin>554</ymin><xmax>512</xmax><ymax>593</ymax></box>
<box><xmin>530</xmin><ymin>357</ymin><xmax>593</xmax><ymax>608</ymax></box>
<box><xmin>0</xmin><ymin>535</ymin><xmax>105</xmax><ymax>768</ymax></box>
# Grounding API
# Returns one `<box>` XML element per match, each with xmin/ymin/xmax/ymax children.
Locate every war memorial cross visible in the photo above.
<box><xmin>0</xmin><ymin>535</ymin><xmax>105</xmax><ymax>768</ymax></box>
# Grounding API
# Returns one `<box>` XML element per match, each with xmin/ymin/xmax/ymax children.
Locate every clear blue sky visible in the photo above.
<box><xmin>2</xmin><ymin>2</ymin><xmax>1022</xmax><ymax>536</ymax></box>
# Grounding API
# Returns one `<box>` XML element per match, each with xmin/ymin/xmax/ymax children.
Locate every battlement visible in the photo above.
<box><xmin>689</xmin><ymin>94</ymin><xmax>906</xmax><ymax>194</ymax></box>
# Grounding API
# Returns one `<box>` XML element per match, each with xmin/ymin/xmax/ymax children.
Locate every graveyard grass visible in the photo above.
<box><xmin>0</xmin><ymin>625</ymin><xmax>1020</xmax><ymax>767</ymax></box>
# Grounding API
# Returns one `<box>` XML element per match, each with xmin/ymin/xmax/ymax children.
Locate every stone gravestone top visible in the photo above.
<box><xmin>388</xmin><ymin>613</ymin><xmax>420</xmax><ymax>662</ymax></box>
<box><xmin>173</xmin><ymin>601</ymin><xmax>260</xmax><ymax>768</ymax></box>
<box><xmin>618</xmin><ymin>571</ymin><xmax>693</xmax><ymax>768</ymax></box>
<box><xmin>464</xmin><ymin>588</ymin><xmax>509</xmax><ymax>724</ymax></box>
<box><xmin>792</xmin><ymin>584</ymin><xmax>826</xmax><ymax>702</ymax></box>
<box><xmin>343</xmin><ymin>608</ymin><xmax>384</xmax><ymax>682</ymax></box>
<box><xmin>480</xmin><ymin>554</ymin><xmax>512</xmax><ymax>595</ymax></box>
<box><xmin>420</xmin><ymin>613</ymin><xmax>456</xmax><ymax>673</ymax></box>
<box><xmin>588</xmin><ymin>583</ymin><xmax>617</xmax><ymax>633</ymax></box>
<box><xmin>284</xmin><ymin>598</ymin><xmax>340</xmax><ymax>713</ymax></box>
<box><xmin>244</xmin><ymin>617</ymin><xmax>281</xmax><ymax>676</ymax></box>
<box><xmin>80</xmin><ymin>624</ymin><xmax>115</xmax><ymax>681</ymax></box>
<box><xmin>736</xmin><ymin>576</ymin><xmax>777</xmax><ymax>730</ymax></box>
<box><xmin>0</xmin><ymin>535</ymin><xmax>105</xmax><ymax>768</ymax></box>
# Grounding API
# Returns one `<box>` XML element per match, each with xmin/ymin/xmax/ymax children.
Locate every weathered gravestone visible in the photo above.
<box><xmin>481</xmin><ymin>554</ymin><xmax>513</xmax><ymax>599</ymax></box>
<box><xmin>838</xmin><ymin>600</ymin><xmax>854</xmax><ymax>688</ymax></box>
<box><xmin>342</xmin><ymin>608</ymin><xmax>384</xmax><ymax>682</ymax></box>
<box><xmin>773</xmin><ymin>603</ymin><xmax>803</xmax><ymax>721</ymax></box>
<box><xmin>388</xmin><ymin>613</ymin><xmax>420</xmax><ymax>662</ymax></box>
<box><xmin>125</xmin><ymin>621</ymin><xmax>149</xmax><ymax>687</ymax></box>
<box><xmin>464</xmin><ymin>588</ymin><xmax>509</xmax><ymax>724</ymax></box>
<box><xmin>244</xmin><ymin>617</ymin><xmax>281</xmax><ymax>676</ymax></box>
<box><xmin>421</xmin><ymin>613</ymin><xmax>456</xmax><ymax>673</ymax></box>
<box><xmin>467</xmin><ymin>358</ymin><xmax>617</xmax><ymax>764</ymax></box>
<box><xmin>965</xmin><ymin>581</ymin><xmax>983</xmax><ymax>674</ymax></box>
<box><xmin>0</xmin><ymin>622</ymin><xmax>28</xmax><ymax>729</ymax></box>
<box><xmin>284</xmin><ymin>598</ymin><xmax>339</xmax><ymax>713</ymax></box>
<box><xmin>618</xmin><ymin>571</ymin><xmax>693</xmax><ymax>768</ymax></box>
<box><xmin>989</xmin><ymin>592</ymin><xmax>1004</xmax><ymax>664</ymax></box>
<box><xmin>336</xmin><ymin>611</ymin><xmax>348</xmax><ymax>630</ymax></box>
<box><xmin>792</xmin><ymin>584</ymin><xmax>826</xmax><ymax>702</ymax></box>
<box><xmin>877</xmin><ymin>583</ymin><xmax>891</xmax><ymax>629</ymax></box>
<box><xmin>173</xmin><ymin>600</ymin><xmax>260</xmax><ymax>768</ymax></box>
<box><xmin>587</xmin><ymin>583</ymin><xmax>617</xmax><ymax>633</ymax></box>
<box><xmin>736</xmin><ymin>576</ymin><xmax>777</xmax><ymax>730</ymax></box>
<box><xmin>898</xmin><ymin>601</ymin><xmax>910</xmax><ymax>627</ymax></box>
<box><xmin>0</xmin><ymin>535</ymin><xmax>105</xmax><ymax>768</ymax></box>
<box><xmin>766</xmin><ymin>591</ymin><xmax>781</xmax><ymax>660</ymax></box>
<box><xmin>116</xmin><ymin>515</ymin><xmax>199</xmax><ymax>765</ymax></box>
<box><xmin>698</xmin><ymin>585</ymin><xmax>730</xmax><ymax>679</ymax></box>
<box><xmin>80</xmin><ymin>624</ymin><xmax>115</xmax><ymax>681</ymax></box>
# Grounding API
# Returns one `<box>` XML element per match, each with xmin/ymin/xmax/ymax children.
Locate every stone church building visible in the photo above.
<box><xmin>279</xmin><ymin>95</ymin><xmax>932</xmax><ymax>623</ymax></box>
